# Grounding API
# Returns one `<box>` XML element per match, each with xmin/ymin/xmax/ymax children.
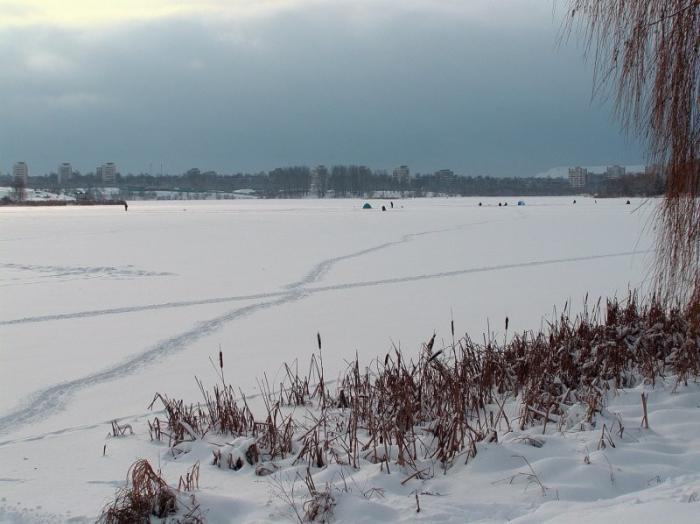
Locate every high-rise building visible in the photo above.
<box><xmin>393</xmin><ymin>165</ymin><xmax>410</xmax><ymax>182</ymax></box>
<box><xmin>12</xmin><ymin>162</ymin><xmax>29</xmax><ymax>186</ymax></box>
<box><xmin>606</xmin><ymin>165</ymin><xmax>625</xmax><ymax>179</ymax></box>
<box><xmin>58</xmin><ymin>162</ymin><xmax>72</xmax><ymax>184</ymax></box>
<box><xmin>568</xmin><ymin>167</ymin><xmax>588</xmax><ymax>188</ymax></box>
<box><xmin>101</xmin><ymin>162</ymin><xmax>117</xmax><ymax>186</ymax></box>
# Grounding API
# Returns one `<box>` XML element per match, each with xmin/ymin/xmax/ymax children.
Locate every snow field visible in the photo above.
<box><xmin>2</xmin><ymin>197</ymin><xmax>690</xmax><ymax>523</ymax></box>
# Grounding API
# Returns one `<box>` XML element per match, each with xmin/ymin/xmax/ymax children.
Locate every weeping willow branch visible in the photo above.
<box><xmin>565</xmin><ymin>0</ymin><xmax>700</xmax><ymax>303</ymax></box>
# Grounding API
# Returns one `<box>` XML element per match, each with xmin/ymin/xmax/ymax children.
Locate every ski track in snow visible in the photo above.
<box><xmin>1</xmin><ymin>223</ymin><xmax>483</xmax><ymax>327</ymax></box>
<box><xmin>309</xmin><ymin>249</ymin><xmax>651</xmax><ymax>293</ymax></box>
<box><xmin>1</xmin><ymin>249</ymin><xmax>650</xmax><ymax>328</ymax></box>
<box><xmin>284</xmin><ymin>225</ymin><xmax>476</xmax><ymax>289</ymax></box>
<box><xmin>0</xmin><ymin>294</ymin><xmax>298</xmax><ymax>435</ymax></box>
<box><xmin>0</xmin><ymin>224</ymin><xmax>470</xmax><ymax>434</ymax></box>
<box><xmin>0</xmin><ymin>221</ymin><xmax>650</xmax><ymax>435</ymax></box>
<box><xmin>0</xmin><ymin>292</ymin><xmax>289</xmax><ymax>325</ymax></box>
<box><xmin>0</xmin><ymin>262</ymin><xmax>174</xmax><ymax>287</ymax></box>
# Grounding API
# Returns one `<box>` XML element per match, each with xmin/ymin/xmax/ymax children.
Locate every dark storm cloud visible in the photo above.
<box><xmin>0</xmin><ymin>2</ymin><xmax>644</xmax><ymax>176</ymax></box>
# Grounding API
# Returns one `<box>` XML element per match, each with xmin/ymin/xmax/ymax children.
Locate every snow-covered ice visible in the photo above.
<box><xmin>3</xmin><ymin>197</ymin><xmax>695</xmax><ymax>523</ymax></box>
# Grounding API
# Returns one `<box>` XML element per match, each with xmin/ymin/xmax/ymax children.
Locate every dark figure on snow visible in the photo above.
<box><xmin>498</xmin><ymin>202</ymin><xmax>502</xmax><ymax>207</ymax></box>
<box><xmin>381</xmin><ymin>205</ymin><xmax>386</xmax><ymax>211</ymax></box>
<box><xmin>573</xmin><ymin>200</ymin><xmax>577</xmax><ymax>204</ymax></box>
<box><xmin>390</xmin><ymin>201</ymin><xmax>394</xmax><ymax>209</ymax></box>
<box><xmin>626</xmin><ymin>200</ymin><xmax>631</xmax><ymax>205</ymax></box>
<box><xmin>124</xmin><ymin>201</ymin><xmax>128</xmax><ymax>211</ymax></box>
<box><xmin>478</xmin><ymin>202</ymin><xmax>482</xmax><ymax>206</ymax></box>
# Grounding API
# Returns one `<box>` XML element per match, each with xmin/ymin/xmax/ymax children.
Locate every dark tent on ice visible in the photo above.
<box><xmin>517</xmin><ymin>200</ymin><xmax>525</xmax><ymax>206</ymax></box>
<box><xmin>362</xmin><ymin>202</ymin><xmax>372</xmax><ymax>209</ymax></box>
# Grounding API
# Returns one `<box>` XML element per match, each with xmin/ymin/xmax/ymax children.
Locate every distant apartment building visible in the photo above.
<box><xmin>101</xmin><ymin>162</ymin><xmax>117</xmax><ymax>186</ymax></box>
<box><xmin>568</xmin><ymin>166</ymin><xmax>588</xmax><ymax>188</ymax></box>
<box><xmin>606</xmin><ymin>165</ymin><xmax>625</xmax><ymax>179</ymax></box>
<box><xmin>392</xmin><ymin>165</ymin><xmax>410</xmax><ymax>183</ymax></box>
<box><xmin>12</xmin><ymin>162</ymin><xmax>29</xmax><ymax>186</ymax></box>
<box><xmin>58</xmin><ymin>162</ymin><xmax>72</xmax><ymax>184</ymax></box>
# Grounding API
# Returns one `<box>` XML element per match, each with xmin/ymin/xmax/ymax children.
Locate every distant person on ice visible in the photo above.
<box><xmin>124</xmin><ymin>201</ymin><xmax>128</xmax><ymax>211</ymax></box>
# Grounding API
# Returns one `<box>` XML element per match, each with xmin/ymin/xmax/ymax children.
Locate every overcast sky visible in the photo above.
<box><xmin>0</xmin><ymin>0</ymin><xmax>645</xmax><ymax>177</ymax></box>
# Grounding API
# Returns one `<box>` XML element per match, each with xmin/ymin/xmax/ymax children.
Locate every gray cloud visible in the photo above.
<box><xmin>0</xmin><ymin>2</ymin><xmax>644</xmax><ymax>176</ymax></box>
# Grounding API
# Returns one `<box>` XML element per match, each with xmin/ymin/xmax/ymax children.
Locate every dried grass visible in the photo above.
<box><xmin>149</xmin><ymin>293</ymin><xmax>698</xmax><ymax>479</ymax></box>
<box><xmin>97</xmin><ymin>459</ymin><xmax>202</xmax><ymax>523</ymax></box>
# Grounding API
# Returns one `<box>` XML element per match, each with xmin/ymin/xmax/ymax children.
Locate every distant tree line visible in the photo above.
<box><xmin>0</xmin><ymin>165</ymin><xmax>664</xmax><ymax>198</ymax></box>
<box><xmin>588</xmin><ymin>172</ymin><xmax>665</xmax><ymax>198</ymax></box>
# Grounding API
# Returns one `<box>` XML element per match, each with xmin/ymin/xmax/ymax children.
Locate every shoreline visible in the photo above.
<box><xmin>0</xmin><ymin>199</ymin><xmax>127</xmax><ymax>207</ymax></box>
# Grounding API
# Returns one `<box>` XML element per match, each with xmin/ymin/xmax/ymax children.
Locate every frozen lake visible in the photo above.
<box><xmin>0</xmin><ymin>197</ymin><xmax>654</xmax><ymax>440</ymax></box>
